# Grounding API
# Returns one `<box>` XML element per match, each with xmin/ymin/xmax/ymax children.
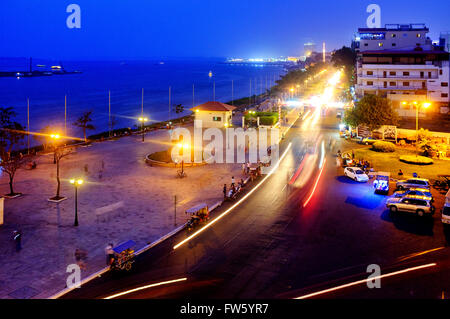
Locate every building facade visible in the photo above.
<box><xmin>354</xmin><ymin>24</ymin><xmax>450</xmax><ymax>116</ymax></box>
<box><xmin>191</xmin><ymin>101</ymin><xmax>235</xmax><ymax>128</ymax></box>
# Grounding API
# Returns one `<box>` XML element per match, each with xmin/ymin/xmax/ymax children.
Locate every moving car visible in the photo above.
<box><xmin>386</xmin><ymin>196</ymin><xmax>434</xmax><ymax>216</ymax></box>
<box><xmin>393</xmin><ymin>187</ymin><xmax>434</xmax><ymax>202</ymax></box>
<box><xmin>358</xmin><ymin>136</ymin><xmax>377</xmax><ymax>145</ymax></box>
<box><xmin>396</xmin><ymin>178</ymin><xmax>430</xmax><ymax>190</ymax></box>
<box><xmin>344</xmin><ymin>167</ymin><xmax>369</xmax><ymax>182</ymax></box>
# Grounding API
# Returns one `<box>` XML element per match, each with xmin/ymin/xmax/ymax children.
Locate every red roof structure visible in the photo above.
<box><xmin>191</xmin><ymin>101</ymin><xmax>236</xmax><ymax>112</ymax></box>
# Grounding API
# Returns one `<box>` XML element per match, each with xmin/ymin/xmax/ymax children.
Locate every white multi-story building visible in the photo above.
<box><xmin>354</xmin><ymin>24</ymin><xmax>450</xmax><ymax>116</ymax></box>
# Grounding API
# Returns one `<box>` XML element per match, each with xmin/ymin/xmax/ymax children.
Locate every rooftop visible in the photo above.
<box><xmin>191</xmin><ymin>101</ymin><xmax>236</xmax><ymax>112</ymax></box>
<box><xmin>358</xmin><ymin>24</ymin><xmax>429</xmax><ymax>33</ymax></box>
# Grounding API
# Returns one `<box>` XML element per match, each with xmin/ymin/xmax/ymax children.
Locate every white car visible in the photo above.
<box><xmin>344</xmin><ymin>167</ymin><xmax>369</xmax><ymax>182</ymax></box>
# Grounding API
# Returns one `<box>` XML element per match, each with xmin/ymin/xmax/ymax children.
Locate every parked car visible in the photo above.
<box><xmin>393</xmin><ymin>188</ymin><xmax>434</xmax><ymax>202</ymax></box>
<box><xmin>358</xmin><ymin>137</ymin><xmax>377</xmax><ymax>145</ymax></box>
<box><xmin>396</xmin><ymin>178</ymin><xmax>430</xmax><ymax>190</ymax></box>
<box><xmin>386</xmin><ymin>196</ymin><xmax>434</xmax><ymax>216</ymax></box>
<box><xmin>344</xmin><ymin>167</ymin><xmax>369</xmax><ymax>182</ymax></box>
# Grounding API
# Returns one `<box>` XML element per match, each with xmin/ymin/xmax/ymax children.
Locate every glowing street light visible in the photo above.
<box><xmin>70</xmin><ymin>178</ymin><xmax>84</xmax><ymax>226</ymax></box>
<box><xmin>138</xmin><ymin>117</ymin><xmax>148</xmax><ymax>142</ymax></box>
<box><xmin>177</xmin><ymin>142</ymin><xmax>190</xmax><ymax>178</ymax></box>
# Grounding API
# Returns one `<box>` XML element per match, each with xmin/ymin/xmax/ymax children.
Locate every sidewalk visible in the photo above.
<box><xmin>0</xmin><ymin>126</ymin><xmax>244</xmax><ymax>299</ymax></box>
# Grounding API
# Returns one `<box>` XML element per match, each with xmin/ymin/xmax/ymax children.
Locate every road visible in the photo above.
<box><xmin>63</xmin><ymin>111</ymin><xmax>450</xmax><ymax>300</ymax></box>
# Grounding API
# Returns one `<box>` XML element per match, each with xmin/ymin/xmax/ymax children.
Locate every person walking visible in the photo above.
<box><xmin>242</xmin><ymin>163</ymin><xmax>246</xmax><ymax>175</ymax></box>
<box><xmin>105</xmin><ymin>243</ymin><xmax>114</xmax><ymax>266</ymax></box>
<box><xmin>231</xmin><ymin>176</ymin><xmax>235</xmax><ymax>188</ymax></box>
<box><xmin>246</xmin><ymin>162</ymin><xmax>250</xmax><ymax>174</ymax></box>
<box><xmin>223</xmin><ymin>184</ymin><xmax>227</xmax><ymax>200</ymax></box>
<box><xmin>13</xmin><ymin>230</ymin><xmax>22</xmax><ymax>252</ymax></box>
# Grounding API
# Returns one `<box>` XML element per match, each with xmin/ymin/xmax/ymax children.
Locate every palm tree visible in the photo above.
<box><xmin>73</xmin><ymin>111</ymin><xmax>95</xmax><ymax>142</ymax></box>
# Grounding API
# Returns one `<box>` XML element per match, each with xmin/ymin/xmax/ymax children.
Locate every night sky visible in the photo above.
<box><xmin>1</xmin><ymin>0</ymin><xmax>449</xmax><ymax>60</ymax></box>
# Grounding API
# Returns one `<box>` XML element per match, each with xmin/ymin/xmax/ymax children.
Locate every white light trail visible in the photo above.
<box><xmin>294</xmin><ymin>263</ymin><xmax>437</xmax><ymax>299</ymax></box>
<box><xmin>103</xmin><ymin>277</ymin><xmax>188</xmax><ymax>299</ymax></box>
<box><xmin>173</xmin><ymin>143</ymin><xmax>293</xmax><ymax>250</ymax></box>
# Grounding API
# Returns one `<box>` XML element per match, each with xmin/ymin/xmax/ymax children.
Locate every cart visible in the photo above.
<box><xmin>374</xmin><ymin>172</ymin><xmax>390</xmax><ymax>195</ymax></box>
<box><xmin>186</xmin><ymin>203</ymin><xmax>209</xmax><ymax>231</ymax></box>
<box><xmin>110</xmin><ymin>240</ymin><xmax>136</xmax><ymax>271</ymax></box>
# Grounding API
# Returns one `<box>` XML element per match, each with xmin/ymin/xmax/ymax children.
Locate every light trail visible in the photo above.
<box><xmin>303</xmin><ymin>158</ymin><xmax>326</xmax><ymax>207</ymax></box>
<box><xmin>294</xmin><ymin>263</ymin><xmax>437</xmax><ymax>299</ymax></box>
<box><xmin>103</xmin><ymin>277</ymin><xmax>187</xmax><ymax>299</ymax></box>
<box><xmin>289</xmin><ymin>154</ymin><xmax>309</xmax><ymax>185</ymax></box>
<box><xmin>397</xmin><ymin>247</ymin><xmax>445</xmax><ymax>262</ymax></box>
<box><xmin>173</xmin><ymin>142</ymin><xmax>293</xmax><ymax>250</ymax></box>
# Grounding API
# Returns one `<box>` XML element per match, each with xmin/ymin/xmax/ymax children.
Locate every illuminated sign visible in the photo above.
<box><xmin>359</xmin><ymin>32</ymin><xmax>385</xmax><ymax>40</ymax></box>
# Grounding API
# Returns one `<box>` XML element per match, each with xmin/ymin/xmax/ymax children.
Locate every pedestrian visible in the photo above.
<box><xmin>105</xmin><ymin>243</ymin><xmax>114</xmax><ymax>266</ymax></box>
<box><xmin>246</xmin><ymin>162</ymin><xmax>250</xmax><ymax>174</ymax></box>
<box><xmin>75</xmin><ymin>248</ymin><xmax>87</xmax><ymax>270</ymax></box>
<box><xmin>13</xmin><ymin>230</ymin><xmax>22</xmax><ymax>252</ymax></box>
<box><xmin>242</xmin><ymin>163</ymin><xmax>245</xmax><ymax>174</ymax></box>
<box><xmin>398</xmin><ymin>169</ymin><xmax>403</xmax><ymax>176</ymax></box>
<box><xmin>352</xmin><ymin>150</ymin><xmax>355</xmax><ymax>160</ymax></box>
<box><xmin>84</xmin><ymin>164</ymin><xmax>89</xmax><ymax>175</ymax></box>
<box><xmin>231</xmin><ymin>176</ymin><xmax>235</xmax><ymax>187</ymax></box>
<box><xmin>223</xmin><ymin>184</ymin><xmax>227</xmax><ymax>200</ymax></box>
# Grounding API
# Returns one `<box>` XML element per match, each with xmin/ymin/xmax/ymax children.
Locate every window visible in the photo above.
<box><xmin>440</xmin><ymin>70</ymin><xmax>443</xmax><ymax>75</ymax></box>
<box><xmin>417</xmin><ymin>33</ymin><xmax>421</xmax><ymax>38</ymax></box>
<box><xmin>364</xmin><ymin>43</ymin><xmax>368</xmax><ymax>47</ymax></box>
<box><xmin>212</xmin><ymin>116</ymin><xmax>222</xmax><ymax>121</ymax></box>
<box><xmin>367</xmin><ymin>71</ymin><xmax>373</xmax><ymax>76</ymax></box>
<box><xmin>392</xmin><ymin>43</ymin><xmax>396</xmax><ymax>47</ymax></box>
<box><xmin>442</xmin><ymin>93</ymin><xmax>449</xmax><ymax>98</ymax></box>
<box><xmin>389</xmin><ymin>71</ymin><xmax>396</xmax><ymax>76</ymax></box>
<box><xmin>391</xmin><ymin>34</ymin><xmax>396</xmax><ymax>38</ymax></box>
<box><xmin>367</xmin><ymin>81</ymin><xmax>374</xmax><ymax>86</ymax></box>
<box><xmin>378</xmin><ymin>42</ymin><xmax>383</xmax><ymax>47</ymax></box>
<box><xmin>403</xmin><ymin>82</ymin><xmax>410</xmax><ymax>87</ymax></box>
<box><xmin>389</xmin><ymin>82</ymin><xmax>396</xmax><ymax>86</ymax></box>
<box><xmin>403</xmin><ymin>71</ymin><xmax>410</xmax><ymax>76</ymax></box>
<box><xmin>442</xmin><ymin>82</ymin><xmax>449</xmax><ymax>87</ymax></box>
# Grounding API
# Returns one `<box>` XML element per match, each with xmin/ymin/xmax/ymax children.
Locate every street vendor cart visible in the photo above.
<box><xmin>110</xmin><ymin>240</ymin><xmax>136</xmax><ymax>271</ymax></box>
<box><xmin>374</xmin><ymin>172</ymin><xmax>390</xmax><ymax>195</ymax></box>
<box><xmin>186</xmin><ymin>203</ymin><xmax>209</xmax><ymax>231</ymax></box>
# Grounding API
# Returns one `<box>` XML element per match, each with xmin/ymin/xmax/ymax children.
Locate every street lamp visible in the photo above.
<box><xmin>138</xmin><ymin>117</ymin><xmax>148</xmax><ymax>142</ymax></box>
<box><xmin>70</xmin><ymin>178</ymin><xmax>83</xmax><ymax>226</ymax></box>
<box><xmin>177</xmin><ymin>142</ymin><xmax>190</xmax><ymax>177</ymax></box>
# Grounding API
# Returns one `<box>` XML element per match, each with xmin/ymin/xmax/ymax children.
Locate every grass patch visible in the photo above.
<box><xmin>148</xmin><ymin>150</ymin><xmax>172</xmax><ymax>163</ymax></box>
<box><xmin>399</xmin><ymin>155</ymin><xmax>434</xmax><ymax>165</ymax></box>
<box><xmin>353</xmin><ymin>146</ymin><xmax>450</xmax><ymax>180</ymax></box>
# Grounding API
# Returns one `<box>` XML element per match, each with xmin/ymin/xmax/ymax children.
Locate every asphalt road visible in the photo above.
<box><xmin>63</xmin><ymin>110</ymin><xmax>450</xmax><ymax>299</ymax></box>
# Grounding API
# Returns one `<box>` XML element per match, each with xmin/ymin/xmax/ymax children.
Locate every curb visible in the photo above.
<box><xmin>49</xmin><ymin>200</ymin><xmax>224</xmax><ymax>299</ymax></box>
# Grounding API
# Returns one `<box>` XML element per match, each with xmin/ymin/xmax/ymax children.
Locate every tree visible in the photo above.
<box><xmin>344</xmin><ymin>95</ymin><xmax>398</xmax><ymax>132</ymax></box>
<box><xmin>175</xmin><ymin>104</ymin><xmax>184</xmax><ymax>114</ymax></box>
<box><xmin>73</xmin><ymin>111</ymin><xmax>95</xmax><ymax>142</ymax></box>
<box><xmin>50</xmin><ymin>145</ymin><xmax>73</xmax><ymax>200</ymax></box>
<box><xmin>331</xmin><ymin>46</ymin><xmax>356</xmax><ymax>69</ymax></box>
<box><xmin>0</xmin><ymin>107</ymin><xmax>26</xmax><ymax>196</ymax></box>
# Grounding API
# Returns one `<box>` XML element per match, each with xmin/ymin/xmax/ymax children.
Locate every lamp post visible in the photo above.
<box><xmin>50</xmin><ymin>134</ymin><xmax>61</xmax><ymax>164</ymax></box>
<box><xmin>70</xmin><ymin>178</ymin><xmax>83</xmax><ymax>226</ymax></box>
<box><xmin>138</xmin><ymin>117</ymin><xmax>148</xmax><ymax>142</ymax></box>
<box><xmin>177</xmin><ymin>142</ymin><xmax>189</xmax><ymax>177</ymax></box>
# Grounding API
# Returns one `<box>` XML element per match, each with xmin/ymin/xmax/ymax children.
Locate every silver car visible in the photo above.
<box><xmin>396</xmin><ymin>178</ymin><xmax>430</xmax><ymax>190</ymax></box>
<box><xmin>386</xmin><ymin>196</ymin><xmax>434</xmax><ymax>216</ymax></box>
<box><xmin>393</xmin><ymin>188</ymin><xmax>434</xmax><ymax>202</ymax></box>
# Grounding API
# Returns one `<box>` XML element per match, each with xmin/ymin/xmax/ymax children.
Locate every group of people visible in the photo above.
<box><xmin>223</xmin><ymin>176</ymin><xmax>245</xmax><ymax>201</ymax></box>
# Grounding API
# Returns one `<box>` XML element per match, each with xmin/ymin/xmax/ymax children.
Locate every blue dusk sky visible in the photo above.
<box><xmin>0</xmin><ymin>0</ymin><xmax>449</xmax><ymax>60</ymax></box>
